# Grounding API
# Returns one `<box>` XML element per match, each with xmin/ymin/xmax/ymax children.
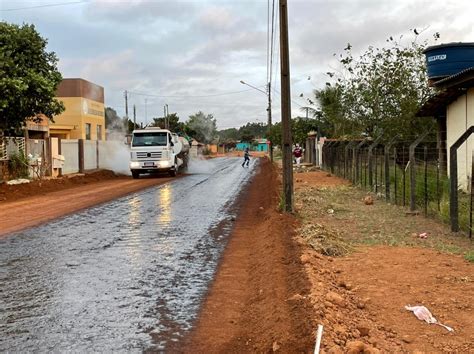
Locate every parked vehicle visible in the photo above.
<box><xmin>129</xmin><ymin>127</ymin><xmax>189</xmax><ymax>179</ymax></box>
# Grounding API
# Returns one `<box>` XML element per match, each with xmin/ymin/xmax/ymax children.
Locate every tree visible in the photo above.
<box><xmin>150</xmin><ymin>113</ymin><xmax>184</xmax><ymax>132</ymax></box>
<box><xmin>238</xmin><ymin>122</ymin><xmax>267</xmax><ymax>139</ymax></box>
<box><xmin>217</xmin><ymin>128</ymin><xmax>239</xmax><ymax>142</ymax></box>
<box><xmin>185</xmin><ymin>111</ymin><xmax>217</xmax><ymax>144</ymax></box>
<box><xmin>325</xmin><ymin>31</ymin><xmax>438</xmax><ymax>140</ymax></box>
<box><xmin>267</xmin><ymin>118</ymin><xmax>318</xmax><ymax>147</ymax></box>
<box><xmin>0</xmin><ymin>22</ymin><xmax>64</xmax><ymax>134</ymax></box>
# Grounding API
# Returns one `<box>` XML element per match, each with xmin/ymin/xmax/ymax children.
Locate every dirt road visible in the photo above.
<box><xmin>0</xmin><ymin>173</ymin><xmax>174</xmax><ymax>237</ymax></box>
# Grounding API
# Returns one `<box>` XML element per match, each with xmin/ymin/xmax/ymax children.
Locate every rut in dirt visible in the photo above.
<box><xmin>0</xmin><ymin>157</ymin><xmax>256</xmax><ymax>352</ymax></box>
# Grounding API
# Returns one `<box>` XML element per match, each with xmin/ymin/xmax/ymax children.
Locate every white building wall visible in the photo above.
<box><xmin>446</xmin><ymin>88</ymin><xmax>474</xmax><ymax>190</ymax></box>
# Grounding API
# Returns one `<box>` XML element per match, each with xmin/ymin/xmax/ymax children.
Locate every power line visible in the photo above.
<box><xmin>266</xmin><ymin>0</ymin><xmax>270</xmax><ymax>84</ymax></box>
<box><xmin>269</xmin><ymin>0</ymin><xmax>276</xmax><ymax>88</ymax></box>
<box><xmin>124</xmin><ymin>87</ymin><xmax>261</xmax><ymax>99</ymax></box>
<box><xmin>1</xmin><ymin>0</ymin><xmax>88</xmax><ymax>11</ymax></box>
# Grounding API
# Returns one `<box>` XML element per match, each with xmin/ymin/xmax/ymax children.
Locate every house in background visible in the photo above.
<box><xmin>418</xmin><ymin>42</ymin><xmax>474</xmax><ymax>189</ymax></box>
<box><xmin>236</xmin><ymin>141</ymin><xmax>250</xmax><ymax>151</ymax></box>
<box><xmin>255</xmin><ymin>138</ymin><xmax>269</xmax><ymax>152</ymax></box>
<box><xmin>50</xmin><ymin>78</ymin><xmax>105</xmax><ymax>141</ymax></box>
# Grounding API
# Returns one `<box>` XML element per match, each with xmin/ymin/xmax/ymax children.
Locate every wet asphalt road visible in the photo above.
<box><xmin>0</xmin><ymin>157</ymin><xmax>257</xmax><ymax>352</ymax></box>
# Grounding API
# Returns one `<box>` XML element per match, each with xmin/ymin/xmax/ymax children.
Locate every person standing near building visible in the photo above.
<box><xmin>242</xmin><ymin>147</ymin><xmax>250</xmax><ymax>167</ymax></box>
<box><xmin>293</xmin><ymin>144</ymin><xmax>303</xmax><ymax>166</ymax></box>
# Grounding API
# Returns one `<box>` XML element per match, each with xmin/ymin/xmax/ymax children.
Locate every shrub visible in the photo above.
<box><xmin>8</xmin><ymin>151</ymin><xmax>29</xmax><ymax>179</ymax></box>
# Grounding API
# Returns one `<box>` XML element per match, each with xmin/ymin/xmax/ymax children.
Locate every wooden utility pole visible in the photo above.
<box><xmin>124</xmin><ymin>90</ymin><xmax>129</xmax><ymax>131</ymax></box>
<box><xmin>279</xmin><ymin>0</ymin><xmax>293</xmax><ymax>212</ymax></box>
<box><xmin>267</xmin><ymin>82</ymin><xmax>273</xmax><ymax>162</ymax></box>
<box><xmin>133</xmin><ymin>104</ymin><xmax>136</xmax><ymax>130</ymax></box>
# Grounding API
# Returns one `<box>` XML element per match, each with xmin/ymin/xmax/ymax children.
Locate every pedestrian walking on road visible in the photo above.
<box><xmin>242</xmin><ymin>147</ymin><xmax>250</xmax><ymax>167</ymax></box>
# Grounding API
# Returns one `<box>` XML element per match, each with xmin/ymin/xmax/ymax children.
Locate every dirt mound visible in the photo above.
<box><xmin>0</xmin><ymin>170</ymin><xmax>121</xmax><ymax>203</ymax></box>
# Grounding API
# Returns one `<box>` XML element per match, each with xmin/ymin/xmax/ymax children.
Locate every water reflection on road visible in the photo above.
<box><xmin>0</xmin><ymin>157</ymin><xmax>256</xmax><ymax>352</ymax></box>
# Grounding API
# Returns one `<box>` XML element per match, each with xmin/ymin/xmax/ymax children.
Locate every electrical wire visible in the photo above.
<box><xmin>1</xmin><ymin>0</ymin><xmax>88</xmax><ymax>11</ymax></box>
<box><xmin>124</xmin><ymin>87</ymin><xmax>261</xmax><ymax>99</ymax></box>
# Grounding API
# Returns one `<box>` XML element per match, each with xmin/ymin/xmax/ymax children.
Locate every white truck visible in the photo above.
<box><xmin>129</xmin><ymin>127</ymin><xmax>190</xmax><ymax>179</ymax></box>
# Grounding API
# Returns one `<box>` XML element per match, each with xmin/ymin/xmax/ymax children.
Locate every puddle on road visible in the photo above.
<box><xmin>0</xmin><ymin>157</ymin><xmax>257</xmax><ymax>352</ymax></box>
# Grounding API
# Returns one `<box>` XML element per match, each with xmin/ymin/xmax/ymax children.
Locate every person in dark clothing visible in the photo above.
<box><xmin>242</xmin><ymin>147</ymin><xmax>250</xmax><ymax>167</ymax></box>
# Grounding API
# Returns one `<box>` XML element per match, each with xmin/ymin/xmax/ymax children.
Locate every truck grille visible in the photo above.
<box><xmin>136</xmin><ymin>151</ymin><xmax>163</xmax><ymax>159</ymax></box>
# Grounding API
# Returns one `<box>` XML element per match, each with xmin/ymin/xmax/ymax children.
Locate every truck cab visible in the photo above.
<box><xmin>129</xmin><ymin>127</ymin><xmax>179</xmax><ymax>179</ymax></box>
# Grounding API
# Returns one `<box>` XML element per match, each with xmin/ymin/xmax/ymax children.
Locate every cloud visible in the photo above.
<box><xmin>2</xmin><ymin>0</ymin><xmax>474</xmax><ymax>128</ymax></box>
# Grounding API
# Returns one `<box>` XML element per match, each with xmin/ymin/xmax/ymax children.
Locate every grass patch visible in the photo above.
<box><xmin>295</xmin><ymin>182</ymin><xmax>474</xmax><ymax>257</ymax></box>
<box><xmin>465</xmin><ymin>251</ymin><xmax>474</xmax><ymax>263</ymax></box>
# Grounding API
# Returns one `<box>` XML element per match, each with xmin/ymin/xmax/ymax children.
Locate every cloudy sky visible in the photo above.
<box><xmin>1</xmin><ymin>0</ymin><xmax>473</xmax><ymax>129</ymax></box>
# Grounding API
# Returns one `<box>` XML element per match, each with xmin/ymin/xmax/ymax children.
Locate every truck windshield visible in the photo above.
<box><xmin>132</xmin><ymin>132</ymin><xmax>168</xmax><ymax>147</ymax></box>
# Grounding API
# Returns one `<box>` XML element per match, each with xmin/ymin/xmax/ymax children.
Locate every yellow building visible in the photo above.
<box><xmin>50</xmin><ymin>78</ymin><xmax>105</xmax><ymax>140</ymax></box>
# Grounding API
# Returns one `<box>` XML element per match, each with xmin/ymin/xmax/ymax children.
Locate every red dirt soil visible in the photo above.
<box><xmin>294</xmin><ymin>170</ymin><xmax>474</xmax><ymax>353</ymax></box>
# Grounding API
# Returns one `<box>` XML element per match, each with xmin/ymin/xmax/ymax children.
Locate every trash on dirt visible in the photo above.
<box><xmin>363</xmin><ymin>195</ymin><xmax>374</xmax><ymax>205</ymax></box>
<box><xmin>418</xmin><ymin>232</ymin><xmax>428</xmax><ymax>239</ymax></box>
<box><xmin>6</xmin><ymin>178</ymin><xmax>30</xmax><ymax>185</ymax></box>
<box><xmin>327</xmin><ymin>208</ymin><xmax>334</xmax><ymax>214</ymax></box>
<box><xmin>405</xmin><ymin>305</ymin><xmax>454</xmax><ymax>332</ymax></box>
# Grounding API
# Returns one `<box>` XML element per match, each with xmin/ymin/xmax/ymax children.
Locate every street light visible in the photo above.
<box><xmin>240</xmin><ymin>80</ymin><xmax>273</xmax><ymax>162</ymax></box>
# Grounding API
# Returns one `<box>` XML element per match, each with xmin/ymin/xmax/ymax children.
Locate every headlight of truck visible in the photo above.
<box><xmin>130</xmin><ymin>161</ymin><xmax>140</xmax><ymax>168</ymax></box>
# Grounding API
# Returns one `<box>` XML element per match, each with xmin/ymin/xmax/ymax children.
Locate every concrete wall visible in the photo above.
<box><xmin>61</xmin><ymin>139</ymin><xmax>79</xmax><ymax>174</ymax></box>
<box><xmin>84</xmin><ymin>140</ymin><xmax>98</xmax><ymax>170</ymax></box>
<box><xmin>446</xmin><ymin>88</ymin><xmax>474</xmax><ymax>190</ymax></box>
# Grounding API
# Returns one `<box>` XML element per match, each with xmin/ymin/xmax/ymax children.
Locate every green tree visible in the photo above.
<box><xmin>185</xmin><ymin>111</ymin><xmax>217</xmax><ymax>144</ymax></box>
<box><xmin>0</xmin><ymin>22</ymin><xmax>64</xmax><ymax>134</ymax></box>
<box><xmin>150</xmin><ymin>113</ymin><xmax>184</xmax><ymax>132</ymax></box>
<box><xmin>238</xmin><ymin>122</ymin><xmax>267</xmax><ymax>139</ymax></box>
<box><xmin>327</xmin><ymin>31</ymin><xmax>437</xmax><ymax>139</ymax></box>
<box><xmin>292</xmin><ymin>117</ymin><xmax>319</xmax><ymax>146</ymax></box>
<box><xmin>217</xmin><ymin>127</ymin><xmax>239</xmax><ymax>142</ymax></box>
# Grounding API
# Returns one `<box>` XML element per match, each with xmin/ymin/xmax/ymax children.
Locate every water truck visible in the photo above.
<box><xmin>129</xmin><ymin>127</ymin><xmax>190</xmax><ymax>179</ymax></box>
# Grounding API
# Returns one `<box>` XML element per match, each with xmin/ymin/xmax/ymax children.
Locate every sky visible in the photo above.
<box><xmin>1</xmin><ymin>0</ymin><xmax>473</xmax><ymax>130</ymax></box>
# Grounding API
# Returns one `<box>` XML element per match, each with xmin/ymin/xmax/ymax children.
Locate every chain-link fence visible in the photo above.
<box><xmin>321</xmin><ymin>131</ymin><xmax>474</xmax><ymax>237</ymax></box>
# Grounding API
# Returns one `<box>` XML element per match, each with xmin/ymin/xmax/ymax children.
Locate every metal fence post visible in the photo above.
<box><xmin>424</xmin><ymin>146</ymin><xmax>428</xmax><ymax>216</ymax></box>
<box><xmin>394</xmin><ymin>147</ymin><xmax>397</xmax><ymax>205</ymax></box>
<box><xmin>409</xmin><ymin>131</ymin><xmax>429</xmax><ymax>211</ymax></box>
<box><xmin>344</xmin><ymin>141</ymin><xmax>354</xmax><ymax>180</ymax></box>
<box><xmin>367</xmin><ymin>135</ymin><xmax>383</xmax><ymax>190</ymax></box>
<box><xmin>450</xmin><ymin>126</ymin><xmax>474</xmax><ymax>232</ymax></box>
<box><xmin>470</xmin><ymin>152</ymin><xmax>474</xmax><ymax>239</ymax></box>
<box><xmin>384</xmin><ymin>136</ymin><xmax>398</xmax><ymax>202</ymax></box>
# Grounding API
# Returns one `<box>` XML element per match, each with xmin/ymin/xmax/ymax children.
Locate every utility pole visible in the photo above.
<box><xmin>133</xmin><ymin>104</ymin><xmax>136</xmax><ymax>130</ymax></box>
<box><xmin>279</xmin><ymin>0</ymin><xmax>294</xmax><ymax>212</ymax></box>
<box><xmin>166</xmin><ymin>104</ymin><xmax>169</xmax><ymax>130</ymax></box>
<box><xmin>267</xmin><ymin>82</ymin><xmax>273</xmax><ymax>162</ymax></box>
<box><xmin>124</xmin><ymin>90</ymin><xmax>129</xmax><ymax>131</ymax></box>
<box><xmin>145</xmin><ymin>98</ymin><xmax>148</xmax><ymax>126</ymax></box>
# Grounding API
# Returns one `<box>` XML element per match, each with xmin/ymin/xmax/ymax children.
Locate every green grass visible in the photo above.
<box><xmin>465</xmin><ymin>251</ymin><xmax>474</xmax><ymax>263</ymax></box>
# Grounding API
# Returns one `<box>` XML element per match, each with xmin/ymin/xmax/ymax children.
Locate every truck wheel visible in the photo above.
<box><xmin>132</xmin><ymin>170</ymin><xmax>140</xmax><ymax>179</ymax></box>
<box><xmin>169</xmin><ymin>168</ymin><xmax>177</xmax><ymax>177</ymax></box>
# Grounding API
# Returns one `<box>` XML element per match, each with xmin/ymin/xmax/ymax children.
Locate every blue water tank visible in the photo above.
<box><xmin>424</xmin><ymin>42</ymin><xmax>474</xmax><ymax>79</ymax></box>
